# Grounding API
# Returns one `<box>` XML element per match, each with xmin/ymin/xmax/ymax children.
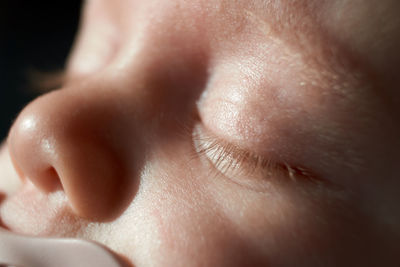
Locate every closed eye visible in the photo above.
<box><xmin>192</xmin><ymin>124</ymin><xmax>321</xmax><ymax>191</ymax></box>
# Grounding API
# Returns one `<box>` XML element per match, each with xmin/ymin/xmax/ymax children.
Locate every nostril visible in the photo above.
<box><xmin>15</xmin><ymin>164</ymin><xmax>63</xmax><ymax>193</ymax></box>
<box><xmin>41</xmin><ymin>167</ymin><xmax>63</xmax><ymax>192</ymax></box>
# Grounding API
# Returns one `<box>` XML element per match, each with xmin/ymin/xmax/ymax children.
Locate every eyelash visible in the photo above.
<box><xmin>192</xmin><ymin>125</ymin><xmax>320</xmax><ymax>188</ymax></box>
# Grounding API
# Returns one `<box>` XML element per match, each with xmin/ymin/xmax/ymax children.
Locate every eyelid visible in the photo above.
<box><xmin>192</xmin><ymin>124</ymin><xmax>320</xmax><ymax>191</ymax></box>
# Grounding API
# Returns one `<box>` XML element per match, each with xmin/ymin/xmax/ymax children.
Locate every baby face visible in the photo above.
<box><xmin>1</xmin><ymin>0</ymin><xmax>400</xmax><ymax>266</ymax></box>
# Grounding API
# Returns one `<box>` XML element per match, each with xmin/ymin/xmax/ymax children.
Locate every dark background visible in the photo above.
<box><xmin>0</xmin><ymin>0</ymin><xmax>82</xmax><ymax>140</ymax></box>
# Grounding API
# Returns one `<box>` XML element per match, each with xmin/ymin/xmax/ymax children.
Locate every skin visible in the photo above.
<box><xmin>1</xmin><ymin>0</ymin><xmax>400</xmax><ymax>266</ymax></box>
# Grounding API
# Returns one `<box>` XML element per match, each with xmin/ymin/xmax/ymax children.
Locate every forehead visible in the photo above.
<box><xmin>110</xmin><ymin>0</ymin><xmax>398</xmax><ymax>76</ymax></box>
<box><xmin>80</xmin><ymin>0</ymin><xmax>400</xmax><ymax>116</ymax></box>
<box><xmin>85</xmin><ymin>0</ymin><xmax>400</xmax><ymax>68</ymax></box>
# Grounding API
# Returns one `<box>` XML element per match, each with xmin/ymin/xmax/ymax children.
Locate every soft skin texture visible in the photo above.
<box><xmin>1</xmin><ymin>0</ymin><xmax>400</xmax><ymax>266</ymax></box>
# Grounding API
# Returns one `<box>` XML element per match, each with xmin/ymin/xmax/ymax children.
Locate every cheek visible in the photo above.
<box><xmin>132</xmin><ymin>188</ymin><xmax>271</xmax><ymax>266</ymax></box>
<box><xmin>205</xmin><ymin>180</ymin><xmax>381</xmax><ymax>267</ymax></box>
<box><xmin>109</xmin><ymin>145</ymin><xmax>271</xmax><ymax>266</ymax></box>
<box><xmin>143</xmin><ymin>153</ymin><xmax>385</xmax><ymax>266</ymax></box>
<box><xmin>109</xmin><ymin>142</ymin><xmax>375</xmax><ymax>267</ymax></box>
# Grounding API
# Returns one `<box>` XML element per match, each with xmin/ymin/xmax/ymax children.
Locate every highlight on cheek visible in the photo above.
<box><xmin>192</xmin><ymin>124</ymin><xmax>322</xmax><ymax>192</ymax></box>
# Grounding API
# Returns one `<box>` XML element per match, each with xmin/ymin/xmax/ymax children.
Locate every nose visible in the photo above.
<box><xmin>7</xmin><ymin>84</ymin><xmax>134</xmax><ymax>221</ymax></box>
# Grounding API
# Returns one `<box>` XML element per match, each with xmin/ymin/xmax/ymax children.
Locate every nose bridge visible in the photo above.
<box><xmin>116</xmin><ymin>52</ymin><xmax>208</xmax><ymax>122</ymax></box>
<box><xmin>109</xmin><ymin>17</ymin><xmax>210</xmax><ymax>121</ymax></box>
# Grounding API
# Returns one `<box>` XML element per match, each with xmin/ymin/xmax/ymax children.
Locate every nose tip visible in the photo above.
<box><xmin>7</xmin><ymin>90</ymin><xmax>131</xmax><ymax>221</ymax></box>
<box><xmin>9</xmin><ymin>111</ymin><xmax>61</xmax><ymax>192</ymax></box>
